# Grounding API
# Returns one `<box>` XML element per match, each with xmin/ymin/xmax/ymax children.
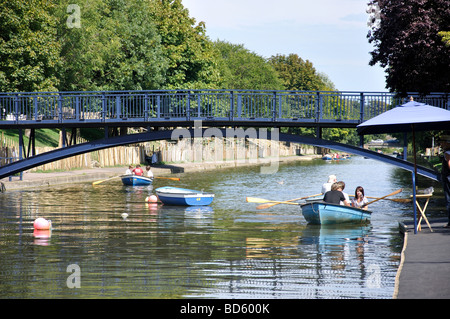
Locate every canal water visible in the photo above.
<box><xmin>0</xmin><ymin>156</ymin><xmax>444</xmax><ymax>299</ymax></box>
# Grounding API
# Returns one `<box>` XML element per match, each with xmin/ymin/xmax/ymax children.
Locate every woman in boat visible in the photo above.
<box><xmin>351</xmin><ymin>186</ymin><xmax>369</xmax><ymax>210</ymax></box>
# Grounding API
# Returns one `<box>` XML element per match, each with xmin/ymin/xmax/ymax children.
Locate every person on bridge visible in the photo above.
<box><xmin>132</xmin><ymin>164</ymin><xmax>144</xmax><ymax>176</ymax></box>
<box><xmin>439</xmin><ymin>135</ymin><xmax>450</xmax><ymax>228</ymax></box>
<box><xmin>323</xmin><ymin>182</ymin><xmax>350</xmax><ymax>206</ymax></box>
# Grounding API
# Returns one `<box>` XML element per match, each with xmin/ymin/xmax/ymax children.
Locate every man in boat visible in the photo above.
<box><xmin>321</xmin><ymin>175</ymin><xmax>337</xmax><ymax>194</ymax></box>
<box><xmin>132</xmin><ymin>164</ymin><xmax>144</xmax><ymax>176</ymax></box>
<box><xmin>439</xmin><ymin>135</ymin><xmax>450</xmax><ymax>228</ymax></box>
<box><xmin>323</xmin><ymin>182</ymin><xmax>351</xmax><ymax>206</ymax></box>
<box><xmin>146</xmin><ymin>165</ymin><xmax>154</xmax><ymax>178</ymax></box>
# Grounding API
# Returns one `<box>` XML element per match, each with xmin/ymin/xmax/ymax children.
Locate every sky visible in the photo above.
<box><xmin>182</xmin><ymin>0</ymin><xmax>388</xmax><ymax>92</ymax></box>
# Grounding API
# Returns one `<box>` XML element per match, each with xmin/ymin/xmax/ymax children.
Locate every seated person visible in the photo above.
<box><xmin>351</xmin><ymin>186</ymin><xmax>369</xmax><ymax>210</ymax></box>
<box><xmin>323</xmin><ymin>182</ymin><xmax>350</xmax><ymax>206</ymax></box>
<box><xmin>337</xmin><ymin>181</ymin><xmax>350</xmax><ymax>205</ymax></box>
<box><xmin>321</xmin><ymin>174</ymin><xmax>337</xmax><ymax>194</ymax></box>
<box><xmin>132</xmin><ymin>164</ymin><xmax>144</xmax><ymax>176</ymax></box>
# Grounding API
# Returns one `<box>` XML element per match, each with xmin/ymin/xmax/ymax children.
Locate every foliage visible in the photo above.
<box><xmin>213</xmin><ymin>41</ymin><xmax>284</xmax><ymax>90</ymax></box>
<box><xmin>57</xmin><ymin>0</ymin><xmax>167</xmax><ymax>91</ymax></box>
<box><xmin>439</xmin><ymin>31</ymin><xmax>450</xmax><ymax>47</ymax></box>
<box><xmin>367</xmin><ymin>0</ymin><xmax>450</xmax><ymax>94</ymax></box>
<box><xmin>149</xmin><ymin>0</ymin><xmax>220</xmax><ymax>89</ymax></box>
<box><xmin>268</xmin><ymin>54</ymin><xmax>334</xmax><ymax>91</ymax></box>
<box><xmin>0</xmin><ymin>0</ymin><xmax>62</xmax><ymax>92</ymax></box>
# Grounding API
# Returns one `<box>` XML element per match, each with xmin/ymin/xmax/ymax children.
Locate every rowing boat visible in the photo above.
<box><xmin>121</xmin><ymin>174</ymin><xmax>153</xmax><ymax>186</ymax></box>
<box><xmin>155</xmin><ymin>186</ymin><xmax>214</xmax><ymax>206</ymax></box>
<box><xmin>300</xmin><ymin>202</ymin><xmax>372</xmax><ymax>225</ymax></box>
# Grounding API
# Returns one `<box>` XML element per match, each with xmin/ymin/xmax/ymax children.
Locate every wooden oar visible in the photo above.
<box><xmin>246</xmin><ymin>197</ymin><xmax>300</xmax><ymax>206</ymax></box>
<box><xmin>154</xmin><ymin>176</ymin><xmax>180</xmax><ymax>181</ymax></box>
<box><xmin>92</xmin><ymin>176</ymin><xmax>120</xmax><ymax>185</ymax></box>
<box><xmin>363</xmin><ymin>189</ymin><xmax>403</xmax><ymax>207</ymax></box>
<box><xmin>256</xmin><ymin>193</ymin><xmax>323</xmax><ymax>210</ymax></box>
<box><xmin>349</xmin><ymin>194</ymin><xmax>411</xmax><ymax>203</ymax></box>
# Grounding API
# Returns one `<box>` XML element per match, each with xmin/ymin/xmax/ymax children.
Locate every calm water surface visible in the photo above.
<box><xmin>0</xmin><ymin>157</ymin><xmax>444</xmax><ymax>299</ymax></box>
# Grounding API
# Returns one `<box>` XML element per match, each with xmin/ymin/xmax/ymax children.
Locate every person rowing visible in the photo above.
<box><xmin>323</xmin><ymin>182</ymin><xmax>350</xmax><ymax>207</ymax></box>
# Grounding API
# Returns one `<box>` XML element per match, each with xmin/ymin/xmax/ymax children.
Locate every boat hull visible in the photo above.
<box><xmin>300</xmin><ymin>202</ymin><xmax>371</xmax><ymax>225</ymax></box>
<box><xmin>121</xmin><ymin>175</ymin><xmax>153</xmax><ymax>186</ymax></box>
<box><xmin>155</xmin><ymin>186</ymin><xmax>214</xmax><ymax>206</ymax></box>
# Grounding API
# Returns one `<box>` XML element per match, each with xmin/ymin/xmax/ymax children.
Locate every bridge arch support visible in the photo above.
<box><xmin>0</xmin><ymin>129</ymin><xmax>439</xmax><ymax>181</ymax></box>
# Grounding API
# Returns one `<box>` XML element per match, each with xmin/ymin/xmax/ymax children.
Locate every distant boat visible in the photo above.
<box><xmin>121</xmin><ymin>174</ymin><xmax>153</xmax><ymax>186</ymax></box>
<box><xmin>300</xmin><ymin>202</ymin><xmax>372</xmax><ymax>225</ymax></box>
<box><xmin>155</xmin><ymin>186</ymin><xmax>214</xmax><ymax>206</ymax></box>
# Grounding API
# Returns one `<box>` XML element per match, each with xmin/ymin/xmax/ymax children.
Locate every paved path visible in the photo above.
<box><xmin>0</xmin><ymin>166</ymin><xmax>174</xmax><ymax>191</ymax></box>
<box><xmin>395</xmin><ymin>218</ymin><xmax>450</xmax><ymax>299</ymax></box>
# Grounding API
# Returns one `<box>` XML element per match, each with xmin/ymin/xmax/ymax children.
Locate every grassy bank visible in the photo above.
<box><xmin>0</xmin><ymin>128</ymin><xmax>105</xmax><ymax>147</ymax></box>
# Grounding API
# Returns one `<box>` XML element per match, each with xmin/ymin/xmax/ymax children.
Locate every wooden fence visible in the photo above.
<box><xmin>0</xmin><ymin>134</ymin><xmax>317</xmax><ymax>172</ymax></box>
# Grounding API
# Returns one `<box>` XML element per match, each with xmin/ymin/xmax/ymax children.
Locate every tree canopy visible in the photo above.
<box><xmin>0</xmin><ymin>0</ymin><xmax>334</xmax><ymax>93</ymax></box>
<box><xmin>0</xmin><ymin>0</ymin><xmax>62</xmax><ymax>92</ymax></box>
<box><xmin>213</xmin><ymin>41</ymin><xmax>284</xmax><ymax>90</ymax></box>
<box><xmin>367</xmin><ymin>0</ymin><xmax>450</xmax><ymax>94</ymax></box>
<box><xmin>268</xmin><ymin>54</ymin><xmax>334</xmax><ymax>91</ymax></box>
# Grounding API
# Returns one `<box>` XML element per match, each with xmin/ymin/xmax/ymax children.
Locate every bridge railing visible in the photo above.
<box><xmin>0</xmin><ymin>90</ymin><xmax>448</xmax><ymax>125</ymax></box>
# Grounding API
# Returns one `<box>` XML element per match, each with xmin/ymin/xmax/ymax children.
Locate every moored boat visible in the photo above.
<box><xmin>300</xmin><ymin>202</ymin><xmax>372</xmax><ymax>225</ymax></box>
<box><xmin>155</xmin><ymin>186</ymin><xmax>214</xmax><ymax>206</ymax></box>
<box><xmin>121</xmin><ymin>174</ymin><xmax>153</xmax><ymax>186</ymax></box>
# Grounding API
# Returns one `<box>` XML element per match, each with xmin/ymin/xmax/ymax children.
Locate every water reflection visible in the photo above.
<box><xmin>0</xmin><ymin>157</ymin><xmax>408</xmax><ymax>298</ymax></box>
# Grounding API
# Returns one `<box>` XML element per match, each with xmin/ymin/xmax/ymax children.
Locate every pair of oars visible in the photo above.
<box><xmin>349</xmin><ymin>194</ymin><xmax>411</xmax><ymax>203</ymax></box>
<box><xmin>92</xmin><ymin>175</ymin><xmax>180</xmax><ymax>185</ymax></box>
<box><xmin>246</xmin><ymin>193</ymin><xmax>322</xmax><ymax>209</ymax></box>
<box><xmin>246</xmin><ymin>189</ymin><xmax>403</xmax><ymax>210</ymax></box>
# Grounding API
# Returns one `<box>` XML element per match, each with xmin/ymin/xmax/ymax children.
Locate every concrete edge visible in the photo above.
<box><xmin>393</xmin><ymin>221</ymin><xmax>409</xmax><ymax>299</ymax></box>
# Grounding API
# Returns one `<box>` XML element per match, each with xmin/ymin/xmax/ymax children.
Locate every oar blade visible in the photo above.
<box><xmin>92</xmin><ymin>175</ymin><xmax>120</xmax><ymax>186</ymax></box>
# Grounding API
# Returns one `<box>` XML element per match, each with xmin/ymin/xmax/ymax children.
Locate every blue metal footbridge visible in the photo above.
<box><xmin>0</xmin><ymin>89</ymin><xmax>447</xmax><ymax>181</ymax></box>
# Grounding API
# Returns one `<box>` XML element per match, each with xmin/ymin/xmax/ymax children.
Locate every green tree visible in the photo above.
<box><xmin>439</xmin><ymin>31</ymin><xmax>450</xmax><ymax>46</ymax></box>
<box><xmin>367</xmin><ymin>0</ymin><xmax>450</xmax><ymax>94</ymax></box>
<box><xmin>268</xmin><ymin>54</ymin><xmax>334</xmax><ymax>91</ymax></box>
<box><xmin>213</xmin><ymin>40</ymin><xmax>284</xmax><ymax>90</ymax></box>
<box><xmin>0</xmin><ymin>0</ymin><xmax>61</xmax><ymax>92</ymax></box>
<box><xmin>149</xmin><ymin>0</ymin><xmax>220</xmax><ymax>89</ymax></box>
<box><xmin>57</xmin><ymin>0</ymin><xmax>167</xmax><ymax>91</ymax></box>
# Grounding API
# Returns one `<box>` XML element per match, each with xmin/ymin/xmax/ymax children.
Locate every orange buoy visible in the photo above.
<box><xmin>145</xmin><ymin>195</ymin><xmax>158</xmax><ymax>203</ymax></box>
<box><xmin>33</xmin><ymin>218</ymin><xmax>52</xmax><ymax>230</ymax></box>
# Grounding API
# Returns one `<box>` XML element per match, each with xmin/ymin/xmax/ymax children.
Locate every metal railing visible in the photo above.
<box><xmin>0</xmin><ymin>90</ymin><xmax>448</xmax><ymax>125</ymax></box>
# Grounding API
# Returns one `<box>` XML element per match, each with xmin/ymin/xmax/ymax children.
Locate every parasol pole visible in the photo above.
<box><xmin>412</xmin><ymin>123</ymin><xmax>418</xmax><ymax>234</ymax></box>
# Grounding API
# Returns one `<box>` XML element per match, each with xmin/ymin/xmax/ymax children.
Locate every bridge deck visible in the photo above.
<box><xmin>0</xmin><ymin>90</ymin><xmax>446</xmax><ymax>182</ymax></box>
<box><xmin>0</xmin><ymin>90</ymin><xmax>447</xmax><ymax>129</ymax></box>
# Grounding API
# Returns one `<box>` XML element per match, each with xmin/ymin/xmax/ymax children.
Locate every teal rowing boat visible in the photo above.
<box><xmin>300</xmin><ymin>202</ymin><xmax>372</xmax><ymax>225</ymax></box>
